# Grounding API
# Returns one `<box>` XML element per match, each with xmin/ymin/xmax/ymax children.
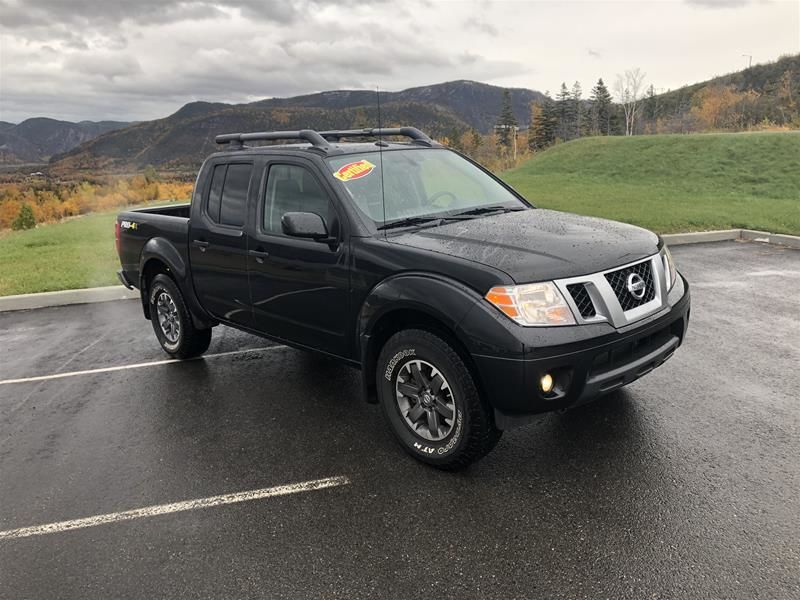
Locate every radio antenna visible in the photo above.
<box><xmin>376</xmin><ymin>85</ymin><xmax>387</xmax><ymax>233</ymax></box>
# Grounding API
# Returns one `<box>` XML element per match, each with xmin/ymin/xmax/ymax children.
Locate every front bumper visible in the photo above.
<box><xmin>467</xmin><ymin>275</ymin><xmax>690</xmax><ymax>429</ymax></box>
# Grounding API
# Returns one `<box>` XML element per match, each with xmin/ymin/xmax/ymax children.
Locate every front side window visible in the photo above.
<box><xmin>263</xmin><ymin>164</ymin><xmax>334</xmax><ymax>235</ymax></box>
<box><xmin>326</xmin><ymin>148</ymin><xmax>524</xmax><ymax>226</ymax></box>
<box><xmin>205</xmin><ymin>163</ymin><xmax>252</xmax><ymax>227</ymax></box>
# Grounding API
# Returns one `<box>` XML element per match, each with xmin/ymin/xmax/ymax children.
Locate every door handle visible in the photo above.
<box><xmin>192</xmin><ymin>239</ymin><xmax>209</xmax><ymax>252</ymax></box>
<box><xmin>249</xmin><ymin>249</ymin><xmax>269</xmax><ymax>263</ymax></box>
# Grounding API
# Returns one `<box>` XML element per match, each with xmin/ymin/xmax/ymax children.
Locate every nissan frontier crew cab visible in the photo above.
<box><xmin>116</xmin><ymin>127</ymin><xmax>690</xmax><ymax>470</ymax></box>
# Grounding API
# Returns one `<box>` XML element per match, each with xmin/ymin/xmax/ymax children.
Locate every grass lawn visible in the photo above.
<box><xmin>0</xmin><ymin>210</ymin><xmax>122</xmax><ymax>296</ymax></box>
<box><xmin>501</xmin><ymin>131</ymin><xmax>800</xmax><ymax>235</ymax></box>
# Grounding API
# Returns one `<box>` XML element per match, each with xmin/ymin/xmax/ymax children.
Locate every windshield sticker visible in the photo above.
<box><xmin>333</xmin><ymin>160</ymin><xmax>376</xmax><ymax>182</ymax></box>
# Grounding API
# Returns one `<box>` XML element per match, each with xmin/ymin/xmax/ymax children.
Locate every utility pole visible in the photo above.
<box><xmin>494</xmin><ymin>125</ymin><xmax>519</xmax><ymax>160</ymax></box>
<box><xmin>742</xmin><ymin>54</ymin><xmax>753</xmax><ymax>69</ymax></box>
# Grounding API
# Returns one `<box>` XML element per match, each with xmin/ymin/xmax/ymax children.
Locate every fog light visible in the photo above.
<box><xmin>540</xmin><ymin>373</ymin><xmax>554</xmax><ymax>394</ymax></box>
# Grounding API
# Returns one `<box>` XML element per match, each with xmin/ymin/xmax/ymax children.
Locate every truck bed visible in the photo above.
<box><xmin>117</xmin><ymin>203</ymin><xmax>192</xmax><ymax>290</ymax></box>
<box><xmin>129</xmin><ymin>203</ymin><xmax>192</xmax><ymax>218</ymax></box>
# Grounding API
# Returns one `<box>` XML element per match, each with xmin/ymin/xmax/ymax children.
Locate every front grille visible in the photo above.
<box><xmin>604</xmin><ymin>259</ymin><xmax>655</xmax><ymax>311</ymax></box>
<box><xmin>567</xmin><ymin>283</ymin><xmax>596</xmax><ymax>318</ymax></box>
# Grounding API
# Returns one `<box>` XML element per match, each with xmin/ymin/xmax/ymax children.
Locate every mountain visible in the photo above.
<box><xmin>52</xmin><ymin>81</ymin><xmax>544</xmax><ymax>172</ymax></box>
<box><xmin>254</xmin><ymin>80</ymin><xmax>544</xmax><ymax>132</ymax></box>
<box><xmin>0</xmin><ymin>118</ymin><xmax>132</xmax><ymax>164</ymax></box>
<box><xmin>641</xmin><ymin>53</ymin><xmax>800</xmax><ymax>133</ymax></box>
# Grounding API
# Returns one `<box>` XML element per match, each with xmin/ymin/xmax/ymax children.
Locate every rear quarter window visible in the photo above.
<box><xmin>207</xmin><ymin>164</ymin><xmax>225</xmax><ymax>222</ymax></box>
<box><xmin>220</xmin><ymin>164</ymin><xmax>252</xmax><ymax>227</ymax></box>
<box><xmin>205</xmin><ymin>162</ymin><xmax>252</xmax><ymax>227</ymax></box>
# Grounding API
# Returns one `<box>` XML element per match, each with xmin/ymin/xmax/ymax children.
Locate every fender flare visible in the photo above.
<box><xmin>138</xmin><ymin>238</ymin><xmax>213</xmax><ymax>329</ymax></box>
<box><xmin>356</xmin><ymin>272</ymin><xmax>483</xmax><ymax>402</ymax></box>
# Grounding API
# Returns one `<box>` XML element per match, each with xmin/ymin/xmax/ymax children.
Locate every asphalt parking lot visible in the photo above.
<box><xmin>0</xmin><ymin>240</ymin><xmax>798</xmax><ymax>599</ymax></box>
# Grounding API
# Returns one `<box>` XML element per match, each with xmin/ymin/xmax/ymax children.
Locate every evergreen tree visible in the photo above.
<box><xmin>447</xmin><ymin>127</ymin><xmax>463</xmax><ymax>151</ymax></box>
<box><xmin>571</xmin><ymin>81</ymin><xmax>584</xmax><ymax>138</ymax></box>
<box><xmin>555</xmin><ymin>83</ymin><xmax>573</xmax><ymax>141</ymax></box>
<box><xmin>643</xmin><ymin>84</ymin><xmax>659</xmax><ymax>132</ymax></box>
<box><xmin>530</xmin><ymin>92</ymin><xmax>557</xmax><ymax>149</ymax></box>
<box><xmin>528</xmin><ymin>103</ymin><xmax>544</xmax><ymax>151</ymax></box>
<box><xmin>471</xmin><ymin>128</ymin><xmax>482</xmax><ymax>149</ymax></box>
<box><xmin>496</xmin><ymin>89</ymin><xmax>518</xmax><ymax>147</ymax></box>
<box><xmin>541</xmin><ymin>92</ymin><xmax>558</xmax><ymax>146</ymax></box>
<box><xmin>12</xmin><ymin>203</ymin><xmax>36</xmax><ymax>230</ymax></box>
<box><xmin>590</xmin><ymin>78</ymin><xmax>613</xmax><ymax>135</ymax></box>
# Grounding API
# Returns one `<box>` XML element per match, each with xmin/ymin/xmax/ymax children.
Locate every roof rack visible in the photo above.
<box><xmin>319</xmin><ymin>127</ymin><xmax>437</xmax><ymax>147</ymax></box>
<box><xmin>214</xmin><ymin>129</ymin><xmax>330</xmax><ymax>151</ymax></box>
<box><xmin>214</xmin><ymin>126</ymin><xmax>438</xmax><ymax>151</ymax></box>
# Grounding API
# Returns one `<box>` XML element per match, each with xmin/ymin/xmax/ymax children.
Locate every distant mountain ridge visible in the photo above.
<box><xmin>52</xmin><ymin>80</ymin><xmax>544</xmax><ymax>171</ymax></box>
<box><xmin>0</xmin><ymin>118</ymin><xmax>132</xmax><ymax>164</ymax></box>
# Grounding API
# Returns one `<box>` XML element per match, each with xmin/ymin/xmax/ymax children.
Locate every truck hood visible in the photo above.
<box><xmin>388</xmin><ymin>208</ymin><xmax>660</xmax><ymax>283</ymax></box>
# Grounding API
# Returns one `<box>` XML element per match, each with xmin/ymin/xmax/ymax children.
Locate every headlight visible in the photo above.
<box><xmin>661</xmin><ymin>245</ymin><xmax>677</xmax><ymax>291</ymax></box>
<box><xmin>485</xmin><ymin>282</ymin><xmax>576</xmax><ymax>326</ymax></box>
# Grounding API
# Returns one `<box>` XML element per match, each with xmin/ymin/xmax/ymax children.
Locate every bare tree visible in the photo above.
<box><xmin>614</xmin><ymin>68</ymin><xmax>646</xmax><ymax>136</ymax></box>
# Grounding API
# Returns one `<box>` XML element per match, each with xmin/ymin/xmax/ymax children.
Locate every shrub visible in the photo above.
<box><xmin>12</xmin><ymin>203</ymin><xmax>36</xmax><ymax>230</ymax></box>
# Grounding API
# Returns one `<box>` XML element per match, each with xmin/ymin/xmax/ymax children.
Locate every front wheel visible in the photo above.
<box><xmin>148</xmin><ymin>274</ymin><xmax>212</xmax><ymax>359</ymax></box>
<box><xmin>376</xmin><ymin>329</ymin><xmax>501</xmax><ymax>470</ymax></box>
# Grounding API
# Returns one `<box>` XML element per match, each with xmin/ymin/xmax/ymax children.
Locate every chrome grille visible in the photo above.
<box><xmin>604</xmin><ymin>260</ymin><xmax>656</xmax><ymax>312</ymax></box>
<box><xmin>567</xmin><ymin>283</ymin><xmax>596</xmax><ymax>318</ymax></box>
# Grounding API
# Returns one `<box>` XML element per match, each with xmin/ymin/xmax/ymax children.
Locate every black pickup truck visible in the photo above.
<box><xmin>116</xmin><ymin>127</ymin><xmax>690</xmax><ymax>469</ymax></box>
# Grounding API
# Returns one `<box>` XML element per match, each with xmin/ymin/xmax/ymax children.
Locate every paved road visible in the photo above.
<box><xmin>0</xmin><ymin>241</ymin><xmax>798</xmax><ymax>599</ymax></box>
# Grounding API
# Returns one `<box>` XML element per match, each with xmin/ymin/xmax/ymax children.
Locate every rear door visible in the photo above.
<box><xmin>246</xmin><ymin>158</ymin><xmax>350</xmax><ymax>357</ymax></box>
<box><xmin>189</xmin><ymin>160</ymin><xmax>255</xmax><ymax>326</ymax></box>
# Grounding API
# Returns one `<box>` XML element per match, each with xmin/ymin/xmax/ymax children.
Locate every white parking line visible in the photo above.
<box><xmin>0</xmin><ymin>346</ymin><xmax>288</xmax><ymax>386</ymax></box>
<box><xmin>0</xmin><ymin>476</ymin><xmax>350</xmax><ymax>541</ymax></box>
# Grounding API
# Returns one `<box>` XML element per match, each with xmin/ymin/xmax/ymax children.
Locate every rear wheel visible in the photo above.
<box><xmin>148</xmin><ymin>274</ymin><xmax>211</xmax><ymax>359</ymax></box>
<box><xmin>376</xmin><ymin>329</ymin><xmax>501</xmax><ymax>470</ymax></box>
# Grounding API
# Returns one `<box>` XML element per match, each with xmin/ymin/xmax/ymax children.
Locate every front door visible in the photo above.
<box><xmin>246</xmin><ymin>160</ymin><xmax>350</xmax><ymax>357</ymax></box>
<box><xmin>189</xmin><ymin>160</ymin><xmax>254</xmax><ymax>327</ymax></box>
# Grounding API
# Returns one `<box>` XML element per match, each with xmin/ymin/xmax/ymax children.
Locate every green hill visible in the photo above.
<box><xmin>501</xmin><ymin>132</ymin><xmax>800</xmax><ymax>235</ymax></box>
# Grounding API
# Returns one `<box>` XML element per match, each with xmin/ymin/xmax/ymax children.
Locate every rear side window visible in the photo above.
<box><xmin>220</xmin><ymin>164</ymin><xmax>251</xmax><ymax>226</ymax></box>
<box><xmin>205</xmin><ymin>163</ymin><xmax>252</xmax><ymax>227</ymax></box>
<box><xmin>207</xmin><ymin>164</ymin><xmax>225</xmax><ymax>222</ymax></box>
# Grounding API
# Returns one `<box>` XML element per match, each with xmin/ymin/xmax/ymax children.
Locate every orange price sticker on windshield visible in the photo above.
<box><xmin>333</xmin><ymin>160</ymin><xmax>376</xmax><ymax>182</ymax></box>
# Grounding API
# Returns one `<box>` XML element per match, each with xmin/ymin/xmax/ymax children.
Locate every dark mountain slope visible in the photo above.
<box><xmin>0</xmin><ymin>118</ymin><xmax>131</xmax><ymax>163</ymax></box>
<box><xmin>52</xmin><ymin>101</ymin><xmax>469</xmax><ymax>171</ymax></box>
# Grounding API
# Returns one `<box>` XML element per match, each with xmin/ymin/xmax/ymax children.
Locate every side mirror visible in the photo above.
<box><xmin>281</xmin><ymin>212</ymin><xmax>334</xmax><ymax>243</ymax></box>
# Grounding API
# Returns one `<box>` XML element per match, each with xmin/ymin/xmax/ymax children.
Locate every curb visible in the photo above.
<box><xmin>0</xmin><ymin>229</ymin><xmax>798</xmax><ymax>313</ymax></box>
<box><xmin>0</xmin><ymin>286</ymin><xmax>138</xmax><ymax>313</ymax></box>
<box><xmin>662</xmin><ymin>229</ymin><xmax>800</xmax><ymax>249</ymax></box>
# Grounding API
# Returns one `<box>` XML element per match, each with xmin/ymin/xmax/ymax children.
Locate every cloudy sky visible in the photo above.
<box><xmin>0</xmin><ymin>0</ymin><xmax>798</xmax><ymax>123</ymax></box>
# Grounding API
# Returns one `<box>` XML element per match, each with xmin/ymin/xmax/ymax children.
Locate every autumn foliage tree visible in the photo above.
<box><xmin>690</xmin><ymin>85</ymin><xmax>748</xmax><ymax>130</ymax></box>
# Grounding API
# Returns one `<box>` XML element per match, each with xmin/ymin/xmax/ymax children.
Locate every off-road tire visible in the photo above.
<box><xmin>377</xmin><ymin>329</ymin><xmax>501</xmax><ymax>470</ymax></box>
<box><xmin>148</xmin><ymin>274</ymin><xmax>212</xmax><ymax>359</ymax></box>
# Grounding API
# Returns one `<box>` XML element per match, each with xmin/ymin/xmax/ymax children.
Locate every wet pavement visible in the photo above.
<box><xmin>0</xmin><ymin>240</ymin><xmax>798</xmax><ymax>599</ymax></box>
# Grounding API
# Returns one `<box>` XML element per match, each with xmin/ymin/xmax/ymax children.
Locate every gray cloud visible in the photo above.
<box><xmin>63</xmin><ymin>54</ymin><xmax>143</xmax><ymax>80</ymax></box>
<box><xmin>464</xmin><ymin>17</ymin><xmax>499</xmax><ymax>36</ymax></box>
<box><xmin>0</xmin><ymin>0</ymin><xmax>796</xmax><ymax>123</ymax></box>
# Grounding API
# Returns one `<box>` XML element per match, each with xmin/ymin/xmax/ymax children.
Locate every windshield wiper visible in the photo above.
<box><xmin>377</xmin><ymin>216</ymin><xmax>441</xmax><ymax>230</ymax></box>
<box><xmin>377</xmin><ymin>208</ymin><xmax>514</xmax><ymax>231</ymax></box>
<box><xmin>454</xmin><ymin>205</ymin><xmax>525</xmax><ymax>217</ymax></box>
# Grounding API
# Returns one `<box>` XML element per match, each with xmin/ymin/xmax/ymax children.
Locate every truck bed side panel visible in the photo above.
<box><xmin>117</xmin><ymin>208</ymin><xmax>190</xmax><ymax>288</ymax></box>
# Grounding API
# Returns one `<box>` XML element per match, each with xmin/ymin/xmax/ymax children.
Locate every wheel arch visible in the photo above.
<box><xmin>357</xmin><ymin>273</ymin><xmax>485</xmax><ymax>404</ymax></box>
<box><xmin>138</xmin><ymin>239</ymin><xmax>213</xmax><ymax>328</ymax></box>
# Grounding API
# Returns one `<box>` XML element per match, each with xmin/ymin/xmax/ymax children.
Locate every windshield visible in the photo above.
<box><xmin>326</xmin><ymin>148</ymin><xmax>526</xmax><ymax>227</ymax></box>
